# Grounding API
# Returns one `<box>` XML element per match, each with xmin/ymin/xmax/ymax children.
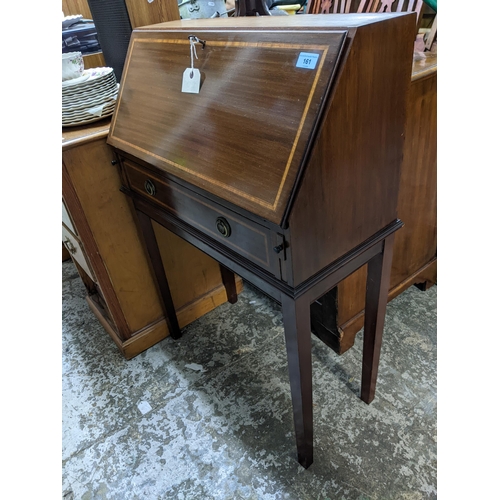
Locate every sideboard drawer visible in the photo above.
<box><xmin>62</xmin><ymin>224</ymin><xmax>96</xmax><ymax>281</ymax></box>
<box><xmin>124</xmin><ymin>160</ymin><xmax>279</xmax><ymax>276</ymax></box>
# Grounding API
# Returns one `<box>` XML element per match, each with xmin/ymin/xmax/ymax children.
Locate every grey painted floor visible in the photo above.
<box><xmin>62</xmin><ymin>260</ymin><xmax>437</xmax><ymax>499</ymax></box>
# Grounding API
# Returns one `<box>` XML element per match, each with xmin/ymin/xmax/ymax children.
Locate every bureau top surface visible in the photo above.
<box><xmin>108</xmin><ymin>14</ymin><xmax>408</xmax><ymax>225</ymax></box>
<box><xmin>136</xmin><ymin>13</ymin><xmax>407</xmax><ymax>31</ymax></box>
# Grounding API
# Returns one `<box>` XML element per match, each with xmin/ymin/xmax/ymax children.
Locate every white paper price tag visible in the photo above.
<box><xmin>296</xmin><ymin>52</ymin><xmax>319</xmax><ymax>70</ymax></box>
<box><xmin>182</xmin><ymin>68</ymin><xmax>201</xmax><ymax>94</ymax></box>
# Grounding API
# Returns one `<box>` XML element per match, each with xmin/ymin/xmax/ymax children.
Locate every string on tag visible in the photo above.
<box><xmin>187</xmin><ymin>35</ymin><xmax>206</xmax><ymax>79</ymax></box>
<box><xmin>189</xmin><ymin>37</ymin><xmax>198</xmax><ymax>79</ymax></box>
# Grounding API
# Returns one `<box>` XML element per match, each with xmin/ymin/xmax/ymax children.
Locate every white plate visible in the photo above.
<box><xmin>62</xmin><ymin>73</ymin><xmax>90</xmax><ymax>87</ymax></box>
<box><xmin>62</xmin><ymin>87</ymin><xmax>118</xmax><ymax>111</ymax></box>
<box><xmin>62</xmin><ymin>108</ymin><xmax>115</xmax><ymax>127</ymax></box>
<box><xmin>85</xmin><ymin>67</ymin><xmax>114</xmax><ymax>79</ymax></box>
<box><xmin>63</xmin><ymin>113</ymin><xmax>113</xmax><ymax>123</ymax></box>
<box><xmin>63</xmin><ymin>79</ymin><xmax>117</xmax><ymax>99</ymax></box>
<box><xmin>63</xmin><ymin>99</ymin><xmax>116</xmax><ymax>118</ymax></box>
<box><xmin>62</xmin><ymin>79</ymin><xmax>116</xmax><ymax>101</ymax></box>
<box><xmin>62</xmin><ymin>67</ymin><xmax>115</xmax><ymax>93</ymax></box>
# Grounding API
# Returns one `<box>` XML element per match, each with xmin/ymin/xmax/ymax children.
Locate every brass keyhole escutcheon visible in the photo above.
<box><xmin>216</xmin><ymin>217</ymin><xmax>231</xmax><ymax>238</ymax></box>
<box><xmin>144</xmin><ymin>179</ymin><xmax>156</xmax><ymax>196</ymax></box>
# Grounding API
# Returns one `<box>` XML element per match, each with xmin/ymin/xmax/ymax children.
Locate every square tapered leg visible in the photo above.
<box><xmin>136</xmin><ymin>210</ymin><xmax>182</xmax><ymax>340</ymax></box>
<box><xmin>281</xmin><ymin>293</ymin><xmax>313</xmax><ymax>468</ymax></box>
<box><xmin>361</xmin><ymin>234</ymin><xmax>395</xmax><ymax>404</ymax></box>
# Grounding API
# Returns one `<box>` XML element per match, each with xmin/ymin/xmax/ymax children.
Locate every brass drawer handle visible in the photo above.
<box><xmin>215</xmin><ymin>217</ymin><xmax>231</xmax><ymax>238</ymax></box>
<box><xmin>144</xmin><ymin>179</ymin><xmax>156</xmax><ymax>196</ymax></box>
<box><xmin>63</xmin><ymin>237</ymin><xmax>77</xmax><ymax>254</ymax></box>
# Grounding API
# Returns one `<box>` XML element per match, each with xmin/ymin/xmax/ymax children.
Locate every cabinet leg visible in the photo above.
<box><xmin>361</xmin><ymin>234</ymin><xmax>395</xmax><ymax>404</ymax></box>
<box><xmin>281</xmin><ymin>293</ymin><xmax>313</xmax><ymax>469</ymax></box>
<box><xmin>414</xmin><ymin>280</ymin><xmax>434</xmax><ymax>291</ymax></box>
<box><xmin>219</xmin><ymin>264</ymin><xmax>238</xmax><ymax>304</ymax></box>
<box><xmin>136</xmin><ymin>211</ymin><xmax>182</xmax><ymax>340</ymax></box>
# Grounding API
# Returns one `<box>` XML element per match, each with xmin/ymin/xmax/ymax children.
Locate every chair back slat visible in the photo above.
<box><xmin>307</xmin><ymin>0</ymin><xmax>425</xmax><ymax>38</ymax></box>
<box><xmin>358</xmin><ymin>0</ymin><xmax>380</xmax><ymax>13</ymax></box>
<box><xmin>321</xmin><ymin>0</ymin><xmax>332</xmax><ymax>13</ymax></box>
<box><xmin>379</xmin><ymin>0</ymin><xmax>394</xmax><ymax>12</ymax></box>
<box><xmin>308</xmin><ymin>0</ymin><xmax>354</xmax><ymax>13</ymax></box>
<box><xmin>364</xmin><ymin>0</ymin><xmax>424</xmax><ymax>27</ymax></box>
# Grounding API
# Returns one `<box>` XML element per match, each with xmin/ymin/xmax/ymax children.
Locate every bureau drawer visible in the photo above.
<box><xmin>124</xmin><ymin>160</ymin><xmax>279</xmax><ymax>276</ymax></box>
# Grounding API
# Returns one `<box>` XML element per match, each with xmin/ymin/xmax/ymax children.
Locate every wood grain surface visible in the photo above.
<box><xmin>63</xmin><ymin>133</ymin><xmax>243</xmax><ymax>357</ymax></box>
<box><xmin>288</xmin><ymin>14</ymin><xmax>415</xmax><ymax>284</ymax></box>
<box><xmin>335</xmin><ymin>64</ymin><xmax>437</xmax><ymax>352</ymax></box>
<box><xmin>109</xmin><ymin>27</ymin><xmax>347</xmax><ymax>225</ymax></box>
<box><xmin>125</xmin><ymin>0</ymin><xmax>180</xmax><ymax>29</ymax></box>
<box><xmin>124</xmin><ymin>159</ymin><xmax>278</xmax><ymax>275</ymax></box>
<box><xmin>62</xmin><ymin>0</ymin><xmax>93</xmax><ymax>18</ymax></box>
<box><xmin>63</xmin><ymin>138</ymin><xmax>163</xmax><ymax>335</ymax></box>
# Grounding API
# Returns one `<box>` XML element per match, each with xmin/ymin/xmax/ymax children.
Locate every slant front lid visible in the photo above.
<box><xmin>109</xmin><ymin>24</ymin><xmax>346</xmax><ymax>225</ymax></box>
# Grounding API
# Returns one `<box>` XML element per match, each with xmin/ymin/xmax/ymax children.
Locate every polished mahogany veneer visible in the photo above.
<box><xmin>108</xmin><ymin>13</ymin><xmax>416</xmax><ymax>468</ymax></box>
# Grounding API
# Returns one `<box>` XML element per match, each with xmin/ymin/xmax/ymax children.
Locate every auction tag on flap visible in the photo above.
<box><xmin>296</xmin><ymin>52</ymin><xmax>319</xmax><ymax>70</ymax></box>
<box><xmin>182</xmin><ymin>68</ymin><xmax>200</xmax><ymax>94</ymax></box>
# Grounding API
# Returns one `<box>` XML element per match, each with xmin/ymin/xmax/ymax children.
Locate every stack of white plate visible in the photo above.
<box><xmin>62</xmin><ymin>67</ymin><xmax>119</xmax><ymax>127</ymax></box>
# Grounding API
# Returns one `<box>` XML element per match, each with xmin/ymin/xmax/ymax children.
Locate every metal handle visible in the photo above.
<box><xmin>63</xmin><ymin>238</ymin><xmax>77</xmax><ymax>254</ymax></box>
<box><xmin>273</xmin><ymin>244</ymin><xmax>284</xmax><ymax>254</ymax></box>
<box><xmin>215</xmin><ymin>217</ymin><xmax>231</xmax><ymax>238</ymax></box>
<box><xmin>144</xmin><ymin>179</ymin><xmax>156</xmax><ymax>196</ymax></box>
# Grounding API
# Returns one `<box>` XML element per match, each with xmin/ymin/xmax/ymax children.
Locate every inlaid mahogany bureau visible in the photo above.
<box><xmin>108</xmin><ymin>13</ymin><xmax>416</xmax><ymax>468</ymax></box>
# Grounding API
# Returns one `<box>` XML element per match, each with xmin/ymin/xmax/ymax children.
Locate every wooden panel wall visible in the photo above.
<box><xmin>62</xmin><ymin>0</ymin><xmax>180</xmax><ymax>26</ymax></box>
<box><xmin>62</xmin><ymin>0</ymin><xmax>180</xmax><ymax>71</ymax></box>
<box><xmin>62</xmin><ymin>0</ymin><xmax>92</xmax><ymax>18</ymax></box>
<box><xmin>124</xmin><ymin>0</ymin><xmax>180</xmax><ymax>28</ymax></box>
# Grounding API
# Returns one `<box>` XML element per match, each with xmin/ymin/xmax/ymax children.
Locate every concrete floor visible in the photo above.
<box><xmin>62</xmin><ymin>260</ymin><xmax>437</xmax><ymax>499</ymax></box>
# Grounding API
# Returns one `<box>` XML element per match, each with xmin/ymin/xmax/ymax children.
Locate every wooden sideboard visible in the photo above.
<box><xmin>329</xmin><ymin>52</ymin><xmax>437</xmax><ymax>353</ymax></box>
<box><xmin>62</xmin><ymin>122</ymin><xmax>242</xmax><ymax>359</ymax></box>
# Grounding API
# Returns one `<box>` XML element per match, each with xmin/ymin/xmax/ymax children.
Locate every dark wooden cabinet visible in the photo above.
<box><xmin>108</xmin><ymin>13</ymin><xmax>416</xmax><ymax>468</ymax></box>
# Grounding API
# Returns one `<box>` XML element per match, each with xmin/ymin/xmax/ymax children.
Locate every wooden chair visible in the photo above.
<box><xmin>368</xmin><ymin>0</ymin><xmax>424</xmax><ymax>27</ymax></box>
<box><xmin>357</xmin><ymin>0</ymin><xmax>424</xmax><ymax>29</ymax></box>
<box><xmin>235</xmin><ymin>0</ymin><xmax>308</xmax><ymax>15</ymax></box>
<box><xmin>424</xmin><ymin>13</ymin><xmax>437</xmax><ymax>50</ymax></box>
<box><xmin>356</xmin><ymin>0</ymin><xmax>380</xmax><ymax>12</ymax></box>
<box><xmin>307</xmin><ymin>0</ymin><xmax>381</xmax><ymax>15</ymax></box>
<box><xmin>307</xmin><ymin>0</ymin><xmax>352</xmax><ymax>14</ymax></box>
<box><xmin>307</xmin><ymin>0</ymin><xmax>423</xmax><ymax>33</ymax></box>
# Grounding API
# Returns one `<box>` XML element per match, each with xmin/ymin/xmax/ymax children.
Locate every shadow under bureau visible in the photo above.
<box><xmin>108</xmin><ymin>13</ymin><xmax>416</xmax><ymax>468</ymax></box>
